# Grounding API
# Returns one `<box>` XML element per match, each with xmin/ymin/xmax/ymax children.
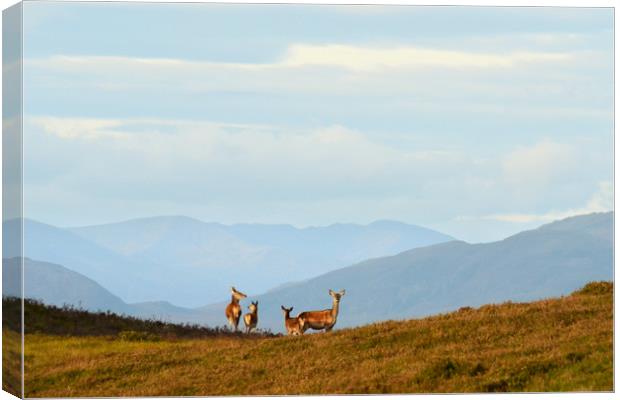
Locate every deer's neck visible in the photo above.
<box><xmin>331</xmin><ymin>299</ymin><xmax>340</xmax><ymax>319</ymax></box>
<box><xmin>231</xmin><ymin>295</ymin><xmax>240</xmax><ymax>305</ymax></box>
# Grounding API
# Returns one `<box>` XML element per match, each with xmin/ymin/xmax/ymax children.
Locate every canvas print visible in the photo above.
<box><xmin>2</xmin><ymin>1</ymin><xmax>614</xmax><ymax>397</ymax></box>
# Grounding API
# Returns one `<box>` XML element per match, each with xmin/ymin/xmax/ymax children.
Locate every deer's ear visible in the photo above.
<box><xmin>329</xmin><ymin>289</ymin><xmax>334</xmax><ymax>295</ymax></box>
<box><xmin>340</xmin><ymin>289</ymin><xmax>346</xmax><ymax>296</ymax></box>
<box><xmin>281</xmin><ymin>305</ymin><xmax>285</xmax><ymax>311</ymax></box>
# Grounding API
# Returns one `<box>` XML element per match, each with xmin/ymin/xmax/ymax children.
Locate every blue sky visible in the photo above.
<box><xmin>20</xmin><ymin>2</ymin><xmax>613</xmax><ymax>242</ymax></box>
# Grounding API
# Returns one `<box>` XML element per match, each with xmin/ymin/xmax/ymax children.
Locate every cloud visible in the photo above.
<box><xmin>23</xmin><ymin>42</ymin><xmax>610</xmax><ymax>128</ymax></box>
<box><xmin>502</xmin><ymin>139</ymin><xmax>576</xmax><ymax>188</ymax></box>
<box><xmin>465</xmin><ymin>181</ymin><xmax>613</xmax><ymax>224</ymax></box>
<box><xmin>25</xmin><ymin>115</ymin><xmax>466</xmax><ymax>198</ymax></box>
<box><xmin>22</xmin><ymin>44</ymin><xmax>583</xmax><ymax>101</ymax></box>
<box><xmin>281</xmin><ymin>44</ymin><xmax>572</xmax><ymax>71</ymax></box>
<box><xmin>23</xmin><ymin>114</ymin><xmax>611</xmax><ymax>240</ymax></box>
<box><xmin>27</xmin><ymin>43</ymin><xmax>574</xmax><ymax>75</ymax></box>
<box><xmin>31</xmin><ymin>116</ymin><xmax>127</xmax><ymax>139</ymax></box>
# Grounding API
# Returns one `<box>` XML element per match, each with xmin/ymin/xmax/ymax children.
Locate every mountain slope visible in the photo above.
<box><xmin>2</xmin><ymin>257</ymin><xmax>214</xmax><ymax>324</ymax></box>
<box><xmin>3</xmin><ymin>219</ymin><xmax>177</xmax><ymax>304</ymax></box>
<box><xmin>70</xmin><ymin>217</ymin><xmax>453</xmax><ymax>269</ymax></box>
<box><xmin>221</xmin><ymin>212</ymin><xmax>613</xmax><ymax>331</ymax></box>
<box><xmin>4</xmin><ymin>217</ymin><xmax>453</xmax><ymax>307</ymax></box>
<box><xmin>14</xmin><ymin>282</ymin><xmax>613</xmax><ymax>396</ymax></box>
<box><xmin>65</xmin><ymin>216</ymin><xmax>454</xmax><ymax>305</ymax></box>
<box><xmin>3</xmin><ymin>258</ymin><xmax>129</xmax><ymax>314</ymax></box>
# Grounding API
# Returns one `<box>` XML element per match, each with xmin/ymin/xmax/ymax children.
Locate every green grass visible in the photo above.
<box><xmin>7</xmin><ymin>281</ymin><xmax>613</xmax><ymax>396</ymax></box>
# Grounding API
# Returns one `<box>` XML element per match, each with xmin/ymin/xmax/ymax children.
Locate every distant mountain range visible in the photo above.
<box><xmin>2</xmin><ymin>258</ymin><xmax>211</xmax><ymax>323</ymax></box>
<box><xmin>3</xmin><ymin>216</ymin><xmax>453</xmax><ymax>306</ymax></box>
<box><xmin>200</xmin><ymin>212</ymin><xmax>614</xmax><ymax>331</ymax></box>
<box><xmin>4</xmin><ymin>257</ymin><xmax>128</xmax><ymax>313</ymax></box>
<box><xmin>4</xmin><ymin>212</ymin><xmax>613</xmax><ymax>333</ymax></box>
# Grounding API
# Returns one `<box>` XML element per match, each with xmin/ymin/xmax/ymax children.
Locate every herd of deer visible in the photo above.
<box><xmin>225</xmin><ymin>286</ymin><xmax>346</xmax><ymax>335</ymax></box>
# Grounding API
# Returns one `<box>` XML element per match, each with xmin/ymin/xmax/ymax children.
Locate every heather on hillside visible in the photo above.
<box><xmin>3</xmin><ymin>297</ymin><xmax>277</xmax><ymax>339</ymax></box>
<box><xmin>9</xmin><ymin>282</ymin><xmax>612</xmax><ymax>397</ymax></box>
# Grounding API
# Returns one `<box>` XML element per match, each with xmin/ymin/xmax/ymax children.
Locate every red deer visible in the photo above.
<box><xmin>243</xmin><ymin>301</ymin><xmax>259</xmax><ymax>334</ymax></box>
<box><xmin>225</xmin><ymin>287</ymin><xmax>247</xmax><ymax>331</ymax></box>
<box><xmin>298</xmin><ymin>289</ymin><xmax>345</xmax><ymax>333</ymax></box>
<box><xmin>281</xmin><ymin>306</ymin><xmax>305</xmax><ymax>336</ymax></box>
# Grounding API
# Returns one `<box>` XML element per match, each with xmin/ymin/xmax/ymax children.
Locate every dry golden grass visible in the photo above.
<box><xmin>2</xmin><ymin>328</ymin><xmax>22</xmax><ymax>397</ymax></box>
<box><xmin>22</xmin><ymin>282</ymin><xmax>612</xmax><ymax>397</ymax></box>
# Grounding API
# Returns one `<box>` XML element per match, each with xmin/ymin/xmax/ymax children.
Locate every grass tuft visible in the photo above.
<box><xmin>574</xmin><ymin>281</ymin><xmax>613</xmax><ymax>296</ymax></box>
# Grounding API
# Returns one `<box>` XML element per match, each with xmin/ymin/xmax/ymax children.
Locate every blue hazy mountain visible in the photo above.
<box><xmin>67</xmin><ymin>216</ymin><xmax>453</xmax><ymax>306</ymax></box>
<box><xmin>4</xmin><ymin>216</ymin><xmax>453</xmax><ymax>306</ymax></box>
<box><xmin>4</xmin><ymin>212</ymin><xmax>611</xmax><ymax>332</ymax></box>
<box><xmin>3</xmin><ymin>257</ymin><xmax>129</xmax><ymax>313</ymax></box>
<box><xmin>200</xmin><ymin>212</ymin><xmax>613</xmax><ymax>331</ymax></box>
<box><xmin>2</xmin><ymin>257</ymin><xmax>208</xmax><ymax>323</ymax></box>
<box><xmin>69</xmin><ymin>217</ymin><xmax>453</xmax><ymax>276</ymax></box>
<box><xmin>3</xmin><ymin>219</ymin><xmax>178</xmax><ymax>304</ymax></box>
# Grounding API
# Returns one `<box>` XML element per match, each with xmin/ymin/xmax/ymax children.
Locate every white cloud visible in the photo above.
<box><xmin>23</xmin><ymin>44</ymin><xmax>581</xmax><ymax>101</ymax></box>
<box><xmin>26</xmin><ymin>115</ymin><xmax>465</xmax><ymax>193</ymax></box>
<box><xmin>472</xmin><ymin>181</ymin><xmax>613</xmax><ymax>223</ymax></box>
<box><xmin>281</xmin><ymin>44</ymin><xmax>572</xmax><ymax>71</ymax></box>
<box><xmin>27</xmin><ymin>44</ymin><xmax>573</xmax><ymax>75</ymax></box>
<box><xmin>31</xmin><ymin>116</ymin><xmax>127</xmax><ymax>140</ymax></box>
<box><xmin>23</xmin><ymin>44</ymin><xmax>609</xmax><ymax>128</ymax></box>
<box><xmin>502</xmin><ymin>139</ymin><xmax>576</xmax><ymax>188</ymax></box>
<box><xmin>23</xmin><ymin>114</ymin><xmax>611</xmax><ymax>238</ymax></box>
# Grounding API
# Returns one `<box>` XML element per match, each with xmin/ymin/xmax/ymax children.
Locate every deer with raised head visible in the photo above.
<box><xmin>243</xmin><ymin>301</ymin><xmax>259</xmax><ymax>334</ymax></box>
<box><xmin>225</xmin><ymin>287</ymin><xmax>247</xmax><ymax>331</ymax></box>
<box><xmin>281</xmin><ymin>306</ymin><xmax>305</xmax><ymax>336</ymax></box>
<box><xmin>298</xmin><ymin>289</ymin><xmax>345</xmax><ymax>333</ymax></box>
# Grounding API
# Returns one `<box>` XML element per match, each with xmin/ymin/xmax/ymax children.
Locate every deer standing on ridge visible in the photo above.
<box><xmin>298</xmin><ymin>289</ymin><xmax>345</xmax><ymax>333</ymax></box>
<box><xmin>243</xmin><ymin>301</ymin><xmax>259</xmax><ymax>334</ymax></box>
<box><xmin>225</xmin><ymin>287</ymin><xmax>247</xmax><ymax>331</ymax></box>
<box><xmin>281</xmin><ymin>306</ymin><xmax>305</xmax><ymax>336</ymax></box>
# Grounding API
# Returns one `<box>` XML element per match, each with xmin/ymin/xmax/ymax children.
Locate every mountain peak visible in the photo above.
<box><xmin>535</xmin><ymin>211</ymin><xmax>613</xmax><ymax>241</ymax></box>
<box><xmin>538</xmin><ymin>211</ymin><xmax>613</xmax><ymax>230</ymax></box>
<box><xmin>368</xmin><ymin>219</ymin><xmax>409</xmax><ymax>227</ymax></box>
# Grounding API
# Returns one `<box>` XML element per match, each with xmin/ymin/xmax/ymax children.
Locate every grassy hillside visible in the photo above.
<box><xmin>3</xmin><ymin>297</ymin><xmax>275</xmax><ymax>338</ymax></box>
<box><xmin>11</xmin><ymin>282</ymin><xmax>613</xmax><ymax>397</ymax></box>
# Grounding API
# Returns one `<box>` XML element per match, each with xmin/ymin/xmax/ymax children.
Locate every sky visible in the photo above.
<box><xmin>19</xmin><ymin>2</ymin><xmax>614</xmax><ymax>243</ymax></box>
